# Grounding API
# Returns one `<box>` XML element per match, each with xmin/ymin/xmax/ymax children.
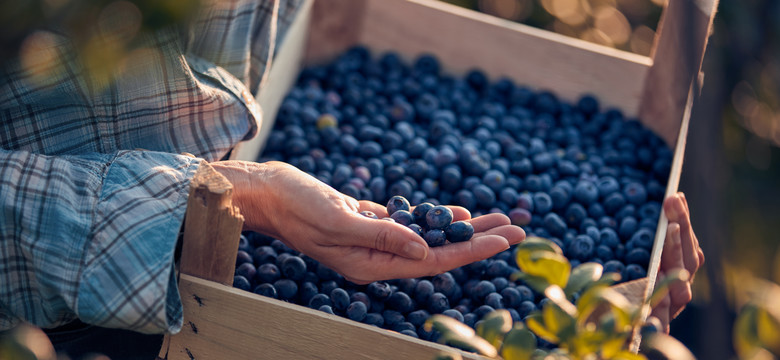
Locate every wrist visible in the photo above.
<box><xmin>210</xmin><ymin>160</ymin><xmax>279</xmax><ymax>236</ymax></box>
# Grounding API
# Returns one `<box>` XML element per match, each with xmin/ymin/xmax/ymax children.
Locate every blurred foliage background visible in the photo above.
<box><xmin>439</xmin><ymin>0</ymin><xmax>780</xmax><ymax>358</ymax></box>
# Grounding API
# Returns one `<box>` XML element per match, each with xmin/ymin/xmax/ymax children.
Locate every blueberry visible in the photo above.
<box><xmin>386</xmin><ymin>195</ymin><xmax>411</xmax><ymax>216</ymax></box>
<box><xmin>596</xmin><ymin>245</ymin><xmax>615</xmax><ymax>261</ymax></box>
<box><xmin>367</xmin><ymin>282</ymin><xmax>393</xmax><ymax>302</ymax></box>
<box><xmin>455</xmin><ymin>189</ymin><xmax>478</xmax><ymax>210</ymax></box>
<box><xmin>564</xmin><ymin>203</ymin><xmax>588</xmax><ymax>227</ymax></box>
<box><xmin>500</xmin><ymin>287</ymin><xmax>522</xmax><ymax>308</ymax></box>
<box><xmin>474</xmin><ymin>305</ymin><xmax>496</xmax><ymax>320</ymax></box>
<box><xmin>568</xmin><ymin>235</ymin><xmax>595</xmax><ymax>261</ymax></box>
<box><xmin>623</xmin><ymin>264</ymin><xmax>647</xmax><ymax>281</ymax></box>
<box><xmin>491</xmin><ymin>277</ymin><xmax>510</xmax><ymax>292</ymax></box>
<box><xmin>424</xmin><ymin>229</ymin><xmax>447</xmax><ymax>247</ymax></box>
<box><xmin>390</xmin><ymin>209</ymin><xmax>414</xmax><ymax>226</ymax></box>
<box><xmin>233</xmin><ymin>275</ymin><xmax>251</xmax><ymax>291</ymax></box>
<box><xmin>387</xmin><ymin>291</ymin><xmax>415</xmax><ymax>314</ymax></box>
<box><xmin>346</xmin><ymin>301</ymin><xmax>368</xmax><ymax>322</ymax></box>
<box><xmin>445</xmin><ymin>221</ymin><xmax>474</xmax><ymax>243</ymax></box>
<box><xmin>603</xmin><ymin>260</ymin><xmax>625</xmax><ymax>275</ymax></box>
<box><xmin>472</xmin><ymin>184</ymin><xmax>496</xmax><ymax>208</ymax></box>
<box><xmin>331</xmin><ymin>288</ymin><xmax>351</xmax><ymax>311</ymax></box>
<box><xmin>508</xmin><ymin>207</ymin><xmax>532</xmax><ymax>226</ymax></box>
<box><xmin>426</xmin><ymin>206</ymin><xmax>454</xmax><ymax>230</ymax></box>
<box><xmin>482</xmin><ymin>170</ymin><xmax>506</xmax><ymax>192</ymax></box>
<box><xmin>532</xmin><ymin>192</ymin><xmax>553</xmax><ymax>214</ymax></box>
<box><xmin>252</xmin><ymin>283</ymin><xmax>278</xmax><ymax>299</ymax></box>
<box><xmin>543</xmin><ymin>212</ymin><xmax>568</xmax><ymax>237</ymax></box>
<box><xmin>407</xmin><ymin>309</ymin><xmax>431</xmax><ymax>328</ymax></box>
<box><xmin>360</xmin><ymin>211</ymin><xmax>379</xmax><ymax>219</ymax></box>
<box><xmin>412</xmin><ymin>202</ymin><xmax>434</xmax><ymax>225</ymax></box>
<box><xmin>432</xmin><ymin>272</ymin><xmax>459</xmax><ymax>300</ymax></box>
<box><xmin>442</xmin><ymin>309</ymin><xmax>465</xmax><ymax>323</ymax></box>
<box><xmin>603</xmin><ymin>193</ymin><xmax>627</xmax><ymax>215</ymax></box>
<box><xmin>383</xmin><ymin>310</ymin><xmax>406</xmax><ymax>327</ymax></box>
<box><xmin>485</xmin><ymin>260</ymin><xmax>512</xmax><ymax>278</ymax></box>
<box><xmin>626</xmin><ymin>248</ymin><xmax>651</xmax><ymax>267</ymax></box>
<box><xmin>549</xmin><ymin>186</ymin><xmax>572</xmax><ymax>210</ymax></box>
<box><xmin>485</xmin><ymin>292</ymin><xmax>504</xmax><ymax>309</ymax></box>
<box><xmin>236</xmin><ymin>250</ymin><xmax>253</xmax><ymax>267</ymax></box>
<box><xmin>318</xmin><ymin>305</ymin><xmax>335</xmax><ymax>315</ymax></box>
<box><xmin>619</xmin><ymin>216</ymin><xmax>639</xmax><ymax>240</ymax></box>
<box><xmin>256</xmin><ymin>263</ymin><xmax>281</xmax><ymax>284</ymax></box>
<box><xmin>281</xmin><ymin>255</ymin><xmax>307</xmax><ymax>281</ymax></box>
<box><xmin>623</xmin><ymin>182</ymin><xmax>648</xmax><ymax>205</ymax></box>
<box><xmin>364</xmin><ymin>313</ymin><xmax>385</xmax><ymax>327</ymax></box>
<box><xmin>252</xmin><ymin>246</ymin><xmax>277</xmax><ymax>266</ymax></box>
<box><xmin>470</xmin><ymin>280</ymin><xmax>497</xmax><ymax>301</ymax></box>
<box><xmin>428</xmin><ymin>292</ymin><xmax>450</xmax><ymax>314</ymax></box>
<box><xmin>235</xmin><ymin>262</ymin><xmax>256</xmax><ymax>282</ymax></box>
<box><xmin>274</xmin><ymin>279</ymin><xmax>298</xmax><ymax>301</ymax></box>
<box><xmin>518</xmin><ymin>300</ymin><xmax>537</xmax><ymax>318</ymax></box>
<box><xmin>628</xmin><ymin>228</ymin><xmax>655</xmax><ymax>250</ymax></box>
<box><xmin>414</xmin><ymin>280</ymin><xmax>435</xmax><ymax>304</ymax></box>
<box><xmin>599</xmin><ymin>228</ymin><xmax>620</xmax><ymax>249</ymax></box>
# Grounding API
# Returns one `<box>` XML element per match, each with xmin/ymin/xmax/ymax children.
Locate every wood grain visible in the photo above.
<box><xmin>164</xmin><ymin>274</ymin><xmax>488</xmax><ymax>360</ymax></box>
<box><xmin>178</xmin><ymin>162</ymin><xmax>244</xmax><ymax>285</ymax></box>
<box><xmin>303</xmin><ymin>0</ymin><xmax>368</xmax><ymax>65</ymax></box>
<box><xmin>354</xmin><ymin>0</ymin><xmax>651</xmax><ymax>117</ymax></box>
<box><xmin>640</xmin><ymin>0</ymin><xmax>719</xmax><ymax>146</ymax></box>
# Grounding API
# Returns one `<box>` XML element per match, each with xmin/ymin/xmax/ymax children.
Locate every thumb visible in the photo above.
<box><xmin>347</xmin><ymin>213</ymin><xmax>430</xmax><ymax>260</ymax></box>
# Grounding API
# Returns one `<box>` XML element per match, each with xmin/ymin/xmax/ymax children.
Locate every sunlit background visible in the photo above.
<box><xmin>441</xmin><ymin>0</ymin><xmax>780</xmax><ymax>358</ymax></box>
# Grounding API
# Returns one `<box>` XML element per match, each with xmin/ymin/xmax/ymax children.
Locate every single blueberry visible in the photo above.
<box><xmin>623</xmin><ymin>264</ymin><xmax>647</xmax><ymax>281</ymax></box>
<box><xmin>281</xmin><ymin>255</ymin><xmax>307</xmax><ymax>281</ymax></box>
<box><xmin>274</xmin><ymin>279</ymin><xmax>298</xmax><ymax>301</ymax></box>
<box><xmin>428</xmin><ymin>292</ymin><xmax>450</xmax><ymax>314</ymax></box>
<box><xmin>424</xmin><ymin>229</ymin><xmax>447</xmax><ymax>247</ymax></box>
<box><xmin>387</xmin><ymin>291</ymin><xmax>415</xmax><ymax>314</ymax></box>
<box><xmin>386</xmin><ymin>195</ymin><xmax>411</xmax><ymax>216</ymax></box>
<box><xmin>445</xmin><ymin>221</ymin><xmax>474</xmax><ymax>243</ymax></box>
<box><xmin>390</xmin><ymin>209</ymin><xmax>414</xmax><ymax>226</ymax></box>
<box><xmin>256</xmin><ymin>263</ymin><xmax>281</xmax><ymax>284</ymax></box>
<box><xmin>367</xmin><ymin>281</ymin><xmax>393</xmax><ymax>302</ymax></box>
<box><xmin>233</xmin><ymin>275</ymin><xmax>251</xmax><ymax>291</ymax></box>
<box><xmin>253</xmin><ymin>283</ymin><xmax>278</xmax><ymax>298</ymax></box>
<box><xmin>532</xmin><ymin>192</ymin><xmax>553</xmax><ymax>214</ymax></box>
<box><xmin>426</xmin><ymin>206</ymin><xmax>454</xmax><ymax>230</ymax></box>
<box><xmin>568</xmin><ymin>235</ymin><xmax>595</xmax><ymax>261</ymax></box>
<box><xmin>364</xmin><ymin>313</ymin><xmax>385</xmax><ymax>327</ymax></box>
<box><xmin>346</xmin><ymin>301</ymin><xmax>368</xmax><ymax>322</ymax></box>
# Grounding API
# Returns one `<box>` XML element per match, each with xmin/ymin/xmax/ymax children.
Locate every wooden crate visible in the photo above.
<box><xmin>162</xmin><ymin>0</ymin><xmax>718</xmax><ymax>358</ymax></box>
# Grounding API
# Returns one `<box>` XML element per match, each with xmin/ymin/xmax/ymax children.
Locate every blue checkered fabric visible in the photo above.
<box><xmin>0</xmin><ymin>0</ymin><xmax>302</xmax><ymax>334</ymax></box>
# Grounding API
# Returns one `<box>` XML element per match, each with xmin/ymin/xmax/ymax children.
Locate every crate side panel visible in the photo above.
<box><xmin>165</xmin><ymin>275</ymin><xmax>487</xmax><ymax>360</ymax></box>
<box><xmin>359</xmin><ymin>0</ymin><xmax>651</xmax><ymax>117</ymax></box>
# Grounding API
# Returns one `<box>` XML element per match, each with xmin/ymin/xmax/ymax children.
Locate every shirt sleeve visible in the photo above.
<box><xmin>0</xmin><ymin>149</ymin><xmax>203</xmax><ymax>334</ymax></box>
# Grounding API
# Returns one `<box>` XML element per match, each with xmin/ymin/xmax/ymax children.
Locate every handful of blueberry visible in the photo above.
<box><xmin>377</xmin><ymin>195</ymin><xmax>474</xmax><ymax>246</ymax></box>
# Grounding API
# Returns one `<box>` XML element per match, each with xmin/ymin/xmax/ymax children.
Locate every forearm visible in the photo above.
<box><xmin>0</xmin><ymin>149</ymin><xmax>201</xmax><ymax>334</ymax></box>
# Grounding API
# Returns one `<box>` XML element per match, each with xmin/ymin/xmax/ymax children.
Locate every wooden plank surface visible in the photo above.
<box><xmin>179</xmin><ymin>162</ymin><xmax>244</xmax><ymax>285</ymax></box>
<box><xmin>164</xmin><ymin>274</ymin><xmax>487</xmax><ymax>360</ymax></box>
<box><xmin>355</xmin><ymin>0</ymin><xmax>651</xmax><ymax>117</ymax></box>
<box><xmin>232</xmin><ymin>0</ymin><xmax>314</xmax><ymax>162</ymax></box>
<box><xmin>640</xmin><ymin>0</ymin><xmax>719</xmax><ymax>146</ymax></box>
<box><xmin>303</xmin><ymin>0</ymin><xmax>368</xmax><ymax>65</ymax></box>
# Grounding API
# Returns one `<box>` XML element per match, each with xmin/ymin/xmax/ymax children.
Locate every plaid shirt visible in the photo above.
<box><xmin>0</xmin><ymin>0</ymin><xmax>302</xmax><ymax>334</ymax></box>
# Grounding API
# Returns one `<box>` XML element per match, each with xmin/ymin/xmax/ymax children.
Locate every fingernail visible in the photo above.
<box><xmin>404</xmin><ymin>241</ymin><xmax>427</xmax><ymax>260</ymax></box>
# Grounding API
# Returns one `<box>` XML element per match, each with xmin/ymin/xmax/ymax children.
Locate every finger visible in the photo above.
<box><xmin>400</xmin><ymin>234</ymin><xmax>512</xmax><ymax>278</ymax></box>
<box><xmin>345</xmin><ymin>212</ymin><xmax>430</xmax><ymax>260</ymax></box>
<box><xmin>448</xmin><ymin>206</ymin><xmax>472</xmax><ymax>222</ymax></box>
<box><xmin>650</xmin><ymin>295</ymin><xmax>671</xmax><ymax>334</ymax></box>
<box><xmin>468</xmin><ymin>213</ymin><xmax>511</xmax><ymax>233</ymax></box>
<box><xmin>664</xmin><ymin>194</ymin><xmax>699</xmax><ymax>274</ymax></box>
<box><xmin>474</xmin><ymin>224</ymin><xmax>526</xmax><ymax>246</ymax></box>
<box><xmin>662</xmin><ymin>223</ymin><xmax>693</xmax><ymax>318</ymax></box>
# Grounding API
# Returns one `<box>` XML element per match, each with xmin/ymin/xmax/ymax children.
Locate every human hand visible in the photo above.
<box><xmin>212</xmin><ymin>160</ymin><xmax>525</xmax><ymax>284</ymax></box>
<box><xmin>650</xmin><ymin>192</ymin><xmax>705</xmax><ymax>333</ymax></box>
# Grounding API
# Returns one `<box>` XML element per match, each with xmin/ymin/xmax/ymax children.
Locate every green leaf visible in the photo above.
<box><xmin>525</xmin><ymin>311</ymin><xmax>559</xmax><ymax>344</ymax></box>
<box><xmin>610</xmin><ymin>350</ymin><xmax>648</xmax><ymax>360</ymax></box>
<box><xmin>541</xmin><ymin>286</ymin><xmax>578</xmax><ymax>344</ymax></box>
<box><xmin>756</xmin><ymin>307</ymin><xmax>780</xmax><ymax>356</ymax></box>
<box><xmin>440</xmin><ymin>332</ymin><xmax>498</xmax><ymax>358</ymax></box>
<box><xmin>639</xmin><ymin>332</ymin><xmax>696</xmax><ymax>360</ymax></box>
<box><xmin>735</xmin><ymin>304</ymin><xmax>761</xmax><ymax>359</ymax></box>
<box><xmin>515</xmin><ymin>251</ymin><xmax>571</xmax><ymax>289</ymax></box>
<box><xmin>576</xmin><ymin>286</ymin><xmax>635</xmax><ymax>333</ymax></box>
<box><xmin>511</xmin><ymin>272</ymin><xmax>552</xmax><ymax>294</ymax></box>
<box><xmin>500</xmin><ymin>323</ymin><xmax>537</xmax><ymax>360</ymax></box>
<box><xmin>434</xmin><ymin>352</ymin><xmax>463</xmax><ymax>360</ymax></box>
<box><xmin>424</xmin><ymin>314</ymin><xmax>475</xmax><ymax>339</ymax></box>
<box><xmin>564</xmin><ymin>262</ymin><xmax>603</xmax><ymax>298</ymax></box>
<box><xmin>648</xmin><ymin>269</ymin><xmax>690</xmax><ymax>307</ymax></box>
<box><xmin>515</xmin><ymin>236</ymin><xmax>564</xmax><ymax>255</ymax></box>
<box><xmin>477</xmin><ymin>309</ymin><xmax>513</xmax><ymax>349</ymax></box>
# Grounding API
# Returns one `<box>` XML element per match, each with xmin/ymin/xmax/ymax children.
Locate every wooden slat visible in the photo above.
<box><xmin>165</xmin><ymin>274</ymin><xmax>487</xmax><ymax>360</ymax></box>
<box><xmin>303</xmin><ymin>0</ymin><xmax>368</xmax><ymax>65</ymax></box>
<box><xmin>640</xmin><ymin>0</ymin><xmax>719</xmax><ymax>146</ymax></box>
<box><xmin>178</xmin><ymin>162</ymin><xmax>244</xmax><ymax>285</ymax></box>
<box><xmin>232</xmin><ymin>0</ymin><xmax>314</xmax><ymax>161</ymax></box>
<box><xmin>356</xmin><ymin>0</ymin><xmax>651</xmax><ymax>117</ymax></box>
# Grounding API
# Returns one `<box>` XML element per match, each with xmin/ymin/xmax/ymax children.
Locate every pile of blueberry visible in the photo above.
<box><xmin>369</xmin><ymin>195</ymin><xmax>474</xmax><ymax>246</ymax></box>
<box><xmin>233</xmin><ymin>46</ymin><xmax>671</xmax><ymax>345</ymax></box>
